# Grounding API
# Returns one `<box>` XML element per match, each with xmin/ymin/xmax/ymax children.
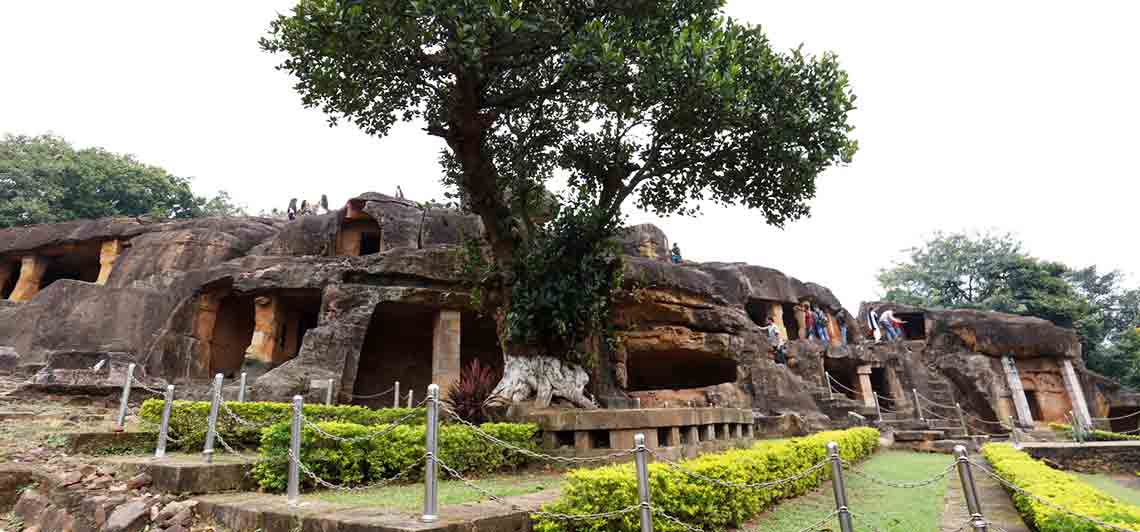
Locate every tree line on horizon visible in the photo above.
<box><xmin>879</xmin><ymin>231</ymin><xmax>1140</xmax><ymax>387</ymax></box>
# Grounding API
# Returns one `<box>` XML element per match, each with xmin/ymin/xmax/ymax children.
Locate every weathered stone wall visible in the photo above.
<box><xmin>1023</xmin><ymin>442</ymin><xmax>1140</xmax><ymax>474</ymax></box>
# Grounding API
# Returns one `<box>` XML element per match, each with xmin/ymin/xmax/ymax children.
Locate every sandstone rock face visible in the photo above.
<box><xmin>0</xmin><ymin>196</ymin><xmax>1127</xmax><ymax>430</ymax></box>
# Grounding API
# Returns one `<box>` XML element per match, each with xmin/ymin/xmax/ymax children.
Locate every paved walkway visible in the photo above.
<box><xmin>939</xmin><ymin>459</ymin><xmax>1028</xmax><ymax>532</ymax></box>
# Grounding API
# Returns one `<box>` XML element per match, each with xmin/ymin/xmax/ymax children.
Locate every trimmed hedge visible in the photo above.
<box><xmin>981</xmin><ymin>443</ymin><xmax>1140</xmax><ymax>531</ymax></box>
<box><xmin>534</xmin><ymin>427</ymin><xmax>880</xmax><ymax>532</ymax></box>
<box><xmin>1049</xmin><ymin>422</ymin><xmax>1140</xmax><ymax>442</ymax></box>
<box><xmin>252</xmin><ymin>420</ymin><xmax>539</xmax><ymax>492</ymax></box>
<box><xmin>138</xmin><ymin>399</ymin><xmax>425</xmax><ymax>451</ymax></box>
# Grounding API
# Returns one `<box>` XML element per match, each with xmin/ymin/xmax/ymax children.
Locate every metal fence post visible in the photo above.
<box><xmin>1009</xmin><ymin>416</ymin><xmax>1020</xmax><ymax>448</ymax></box>
<box><xmin>203</xmin><ymin>373</ymin><xmax>223</xmax><ymax>463</ymax></box>
<box><xmin>913</xmin><ymin>388</ymin><xmax>924</xmax><ymax>421</ymax></box>
<box><xmin>238</xmin><ymin>372</ymin><xmax>247</xmax><ymax>403</ymax></box>
<box><xmin>422</xmin><ymin>384</ymin><xmax>440</xmax><ymax>523</ymax></box>
<box><xmin>825</xmin><ymin>371</ymin><xmax>834</xmax><ymax>400</ymax></box>
<box><xmin>873</xmin><ymin>394</ymin><xmax>883</xmax><ymax>423</ymax></box>
<box><xmin>634</xmin><ymin>433</ymin><xmax>653</xmax><ymax>532</ymax></box>
<box><xmin>953</xmin><ymin>445</ymin><xmax>990</xmax><ymax>531</ymax></box>
<box><xmin>155</xmin><ymin>385</ymin><xmax>175</xmax><ymax>459</ymax></box>
<box><xmin>956</xmin><ymin>402</ymin><xmax>969</xmax><ymax>437</ymax></box>
<box><xmin>394</xmin><ymin>381</ymin><xmax>400</xmax><ymax>409</ymax></box>
<box><xmin>288</xmin><ymin>395</ymin><xmax>303</xmax><ymax>506</ymax></box>
<box><xmin>407</xmin><ymin>389</ymin><xmax>414</xmax><ymax>408</ymax></box>
<box><xmin>116</xmin><ymin>363</ymin><xmax>136</xmax><ymax>429</ymax></box>
<box><xmin>827</xmin><ymin>442</ymin><xmax>855</xmax><ymax>532</ymax></box>
<box><xmin>325</xmin><ymin>378</ymin><xmax>335</xmax><ymax>405</ymax></box>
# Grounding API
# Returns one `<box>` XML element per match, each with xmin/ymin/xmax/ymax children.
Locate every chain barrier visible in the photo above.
<box><xmin>914</xmin><ymin>390</ymin><xmax>959</xmax><ymax>411</ymax></box>
<box><xmin>130</xmin><ymin>376</ymin><xmax>167</xmax><ymax>396</ymax></box>
<box><xmin>441</xmin><ymin>405</ymin><xmax>639</xmax><ymax>464</ymax></box>
<box><xmin>290</xmin><ymin>448</ymin><xmax>425</xmax><ymax>492</ymax></box>
<box><xmin>968</xmin><ymin>459</ymin><xmax>1140</xmax><ymax>532</ymax></box>
<box><xmin>826</xmin><ymin>373</ymin><xmax>861</xmax><ymax>396</ymax></box>
<box><xmin>650</xmin><ymin>507</ymin><xmax>710</xmax><ymax>532</ymax></box>
<box><xmin>219</xmin><ymin>399</ymin><xmax>287</xmax><ymax>430</ymax></box>
<box><xmin>841</xmin><ymin>460</ymin><xmax>955</xmax><ymax>489</ymax></box>
<box><xmin>648</xmin><ymin>448</ymin><xmax>830</xmax><ymax>490</ymax></box>
<box><xmin>347</xmin><ymin>386</ymin><xmax>396</xmax><ymax>400</ymax></box>
<box><xmin>966</xmin><ymin>414</ymin><xmax>1007</xmax><ymax>426</ymax></box>
<box><xmin>214</xmin><ymin>431</ymin><xmax>245</xmax><ymax>455</ymax></box>
<box><xmin>301</xmin><ymin>397</ymin><xmax>428</xmax><ymax>444</ymax></box>
<box><xmin>1095</xmin><ymin>409</ymin><xmax>1140</xmax><ymax>422</ymax></box>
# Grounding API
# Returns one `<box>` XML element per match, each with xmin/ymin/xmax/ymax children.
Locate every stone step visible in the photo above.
<box><xmin>893</xmin><ymin>430</ymin><xmax>946</xmax><ymax>442</ymax></box>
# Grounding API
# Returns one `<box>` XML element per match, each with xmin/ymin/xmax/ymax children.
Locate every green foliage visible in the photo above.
<box><xmin>879</xmin><ymin>231</ymin><xmax>1140</xmax><ymax>381</ymax></box>
<box><xmin>982</xmin><ymin>443</ymin><xmax>1140</xmax><ymax>531</ymax></box>
<box><xmin>534</xmin><ymin>427</ymin><xmax>879</xmax><ymax>532</ymax></box>
<box><xmin>1049</xmin><ymin>422</ymin><xmax>1140</xmax><ymax>442</ymax></box>
<box><xmin>0</xmin><ymin>133</ymin><xmax>236</xmax><ymax>227</ymax></box>
<box><xmin>263</xmin><ymin>0</ymin><xmax>857</xmax><ymax>364</ymax></box>
<box><xmin>252</xmin><ymin>420</ymin><xmax>539</xmax><ymax>492</ymax></box>
<box><xmin>506</xmin><ymin>198</ymin><xmax>623</xmax><ymax>365</ymax></box>
<box><xmin>139</xmin><ymin>399</ymin><xmax>425</xmax><ymax>451</ymax></box>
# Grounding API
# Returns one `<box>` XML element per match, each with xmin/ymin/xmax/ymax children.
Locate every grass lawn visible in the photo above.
<box><xmin>306</xmin><ymin>471</ymin><xmax>562</xmax><ymax>511</ymax></box>
<box><xmin>747</xmin><ymin>450</ymin><xmax>954</xmax><ymax>532</ymax></box>
<box><xmin>1073</xmin><ymin>472</ymin><xmax>1140</xmax><ymax>506</ymax></box>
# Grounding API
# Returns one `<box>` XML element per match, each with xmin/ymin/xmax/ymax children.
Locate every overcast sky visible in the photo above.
<box><xmin>2</xmin><ymin>1</ymin><xmax>1136</xmax><ymax>310</ymax></box>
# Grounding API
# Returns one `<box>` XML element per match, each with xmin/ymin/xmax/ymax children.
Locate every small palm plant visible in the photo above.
<box><xmin>445</xmin><ymin>359</ymin><xmax>501</xmax><ymax>424</ymax></box>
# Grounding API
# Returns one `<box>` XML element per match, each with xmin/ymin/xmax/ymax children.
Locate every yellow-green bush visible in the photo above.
<box><xmin>981</xmin><ymin>443</ymin><xmax>1140</xmax><ymax>531</ymax></box>
<box><xmin>138</xmin><ymin>399</ymin><xmax>425</xmax><ymax>451</ymax></box>
<box><xmin>252</xmin><ymin>420</ymin><xmax>539</xmax><ymax>492</ymax></box>
<box><xmin>534</xmin><ymin>427</ymin><xmax>879</xmax><ymax>532</ymax></box>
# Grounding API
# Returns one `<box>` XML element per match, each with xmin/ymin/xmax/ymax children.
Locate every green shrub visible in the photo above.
<box><xmin>534</xmin><ymin>427</ymin><xmax>880</xmax><ymax>532</ymax></box>
<box><xmin>138</xmin><ymin>399</ymin><xmax>425</xmax><ymax>451</ymax></box>
<box><xmin>1049</xmin><ymin>422</ymin><xmax>1140</xmax><ymax>442</ymax></box>
<box><xmin>981</xmin><ymin>443</ymin><xmax>1140</xmax><ymax>531</ymax></box>
<box><xmin>252</xmin><ymin>420</ymin><xmax>539</xmax><ymax>492</ymax></box>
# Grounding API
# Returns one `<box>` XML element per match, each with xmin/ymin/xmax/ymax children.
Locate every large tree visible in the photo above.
<box><xmin>880</xmin><ymin>231</ymin><xmax>1140</xmax><ymax>381</ymax></box>
<box><xmin>263</xmin><ymin>0</ymin><xmax>858</xmax><ymax>406</ymax></box>
<box><xmin>0</xmin><ymin>134</ymin><xmax>239</xmax><ymax>227</ymax></box>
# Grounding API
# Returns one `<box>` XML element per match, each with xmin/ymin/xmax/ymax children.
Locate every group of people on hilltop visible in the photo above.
<box><xmin>759</xmin><ymin>302</ymin><xmax>908</xmax><ymax>365</ymax></box>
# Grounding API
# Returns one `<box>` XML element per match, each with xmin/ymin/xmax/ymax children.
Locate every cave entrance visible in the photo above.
<box><xmin>40</xmin><ymin>242</ymin><xmax>102</xmax><ymax>289</ymax></box>
<box><xmin>204</xmin><ymin>293</ymin><xmax>255</xmax><ymax>378</ymax></box>
<box><xmin>894</xmin><ymin>312</ymin><xmax>926</xmax><ymax>340</ymax></box>
<box><xmin>781</xmin><ymin>303</ymin><xmax>801</xmax><ymax>340</ymax></box>
<box><xmin>336</xmin><ymin>201</ymin><xmax>382</xmax><ymax>257</ymax></box>
<box><xmin>352</xmin><ymin>303</ymin><xmax>435</xmax><ymax>407</ymax></box>
<box><xmin>1107</xmin><ymin>406</ymin><xmax>1140</xmax><ymax>434</ymax></box>
<box><xmin>1024</xmin><ymin>390</ymin><xmax>1045</xmax><ymax>422</ymax></box>
<box><xmin>0</xmin><ymin>260</ymin><xmax>17</xmax><ymax>299</ymax></box>
<box><xmin>824</xmin><ymin>359</ymin><xmax>859</xmax><ymax>400</ymax></box>
<box><xmin>460</xmin><ymin>311</ymin><xmax>504</xmax><ymax>384</ymax></box>
<box><xmin>275</xmin><ymin>290</ymin><xmax>323</xmax><ymax>361</ymax></box>
<box><xmin>627</xmin><ymin>349</ymin><xmax>737</xmax><ymax>392</ymax></box>
<box><xmin>869</xmin><ymin>367</ymin><xmax>895</xmax><ymax>410</ymax></box>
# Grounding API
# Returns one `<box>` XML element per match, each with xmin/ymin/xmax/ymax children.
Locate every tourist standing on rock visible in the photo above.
<box><xmin>878</xmin><ymin>308</ymin><xmax>905</xmax><ymax>341</ymax></box>
<box><xmin>804</xmin><ymin>303</ymin><xmax>816</xmax><ymax>339</ymax></box>
<box><xmin>670</xmin><ymin>243</ymin><xmax>682</xmax><ymax>264</ymax></box>
<box><xmin>813</xmin><ymin>305</ymin><xmax>830</xmax><ymax>343</ymax></box>
<box><xmin>868</xmin><ymin>308</ymin><xmax>882</xmax><ymax>342</ymax></box>
<box><xmin>762</xmin><ymin>317</ymin><xmax>788</xmax><ymax>364</ymax></box>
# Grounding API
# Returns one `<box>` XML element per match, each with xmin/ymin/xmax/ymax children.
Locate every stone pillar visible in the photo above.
<box><xmin>1060</xmin><ymin>359</ymin><xmax>1093</xmax><ymax>427</ymax></box>
<box><xmin>768</xmin><ymin>302</ymin><xmax>788</xmax><ymax>341</ymax></box>
<box><xmin>8</xmin><ymin>255</ymin><xmax>48</xmax><ymax>302</ymax></box>
<box><xmin>245</xmin><ymin>295</ymin><xmax>287</xmax><ymax>364</ymax></box>
<box><xmin>856</xmin><ymin>365</ymin><xmax>876</xmax><ymax>407</ymax></box>
<box><xmin>1002</xmin><ymin>355</ymin><xmax>1034</xmax><ymax>426</ymax></box>
<box><xmin>793</xmin><ymin>304</ymin><xmax>807</xmax><ymax>340</ymax></box>
<box><xmin>96</xmin><ymin>240</ymin><xmax>124</xmax><ymax>285</ymax></box>
<box><xmin>432</xmin><ymin>310</ymin><xmax>462</xmax><ymax>392</ymax></box>
<box><xmin>885</xmin><ymin>367</ymin><xmax>908</xmax><ymax>408</ymax></box>
<box><xmin>193</xmin><ymin>292</ymin><xmax>223</xmax><ymax>378</ymax></box>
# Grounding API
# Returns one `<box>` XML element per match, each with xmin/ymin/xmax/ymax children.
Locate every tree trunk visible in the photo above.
<box><xmin>486</xmin><ymin>308</ymin><xmax>597</xmax><ymax>409</ymax></box>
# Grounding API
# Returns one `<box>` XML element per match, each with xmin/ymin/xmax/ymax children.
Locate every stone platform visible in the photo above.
<box><xmin>199</xmin><ymin>488</ymin><xmax>557</xmax><ymax>532</ymax></box>
<box><xmin>520</xmin><ymin>407</ymin><xmax>755</xmax><ymax>460</ymax></box>
<box><xmin>103</xmin><ymin>453</ymin><xmax>259</xmax><ymax>494</ymax></box>
<box><xmin>1020</xmin><ymin>440</ymin><xmax>1140</xmax><ymax>474</ymax></box>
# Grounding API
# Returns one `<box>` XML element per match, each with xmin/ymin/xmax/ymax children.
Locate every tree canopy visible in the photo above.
<box><xmin>0</xmin><ymin>134</ymin><xmax>241</xmax><ymax>228</ymax></box>
<box><xmin>263</xmin><ymin>0</ymin><xmax>857</xmax><ymax>371</ymax></box>
<box><xmin>879</xmin><ymin>231</ymin><xmax>1140</xmax><ymax>384</ymax></box>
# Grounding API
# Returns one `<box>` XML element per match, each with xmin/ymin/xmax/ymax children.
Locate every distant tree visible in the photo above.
<box><xmin>880</xmin><ymin>231</ymin><xmax>1140</xmax><ymax>381</ymax></box>
<box><xmin>0</xmin><ymin>134</ymin><xmax>237</xmax><ymax>227</ymax></box>
<box><xmin>263</xmin><ymin>0</ymin><xmax>858</xmax><ymax>405</ymax></box>
<box><xmin>199</xmin><ymin>190</ymin><xmax>248</xmax><ymax>217</ymax></box>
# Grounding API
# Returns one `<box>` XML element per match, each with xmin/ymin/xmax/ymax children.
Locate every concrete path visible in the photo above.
<box><xmin>939</xmin><ymin>459</ymin><xmax>1028</xmax><ymax>532</ymax></box>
